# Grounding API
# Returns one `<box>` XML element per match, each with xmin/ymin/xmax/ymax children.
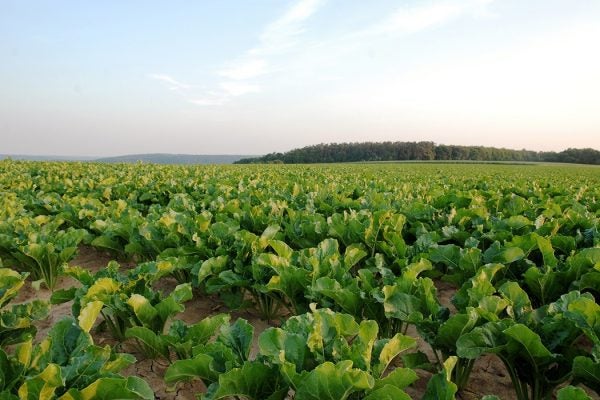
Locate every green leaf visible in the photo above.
<box><xmin>217</xmin><ymin>319</ymin><xmax>254</xmax><ymax>364</ymax></box>
<box><xmin>343</xmin><ymin>244</ymin><xmax>368</xmax><ymax>269</ymax></box>
<box><xmin>294</xmin><ymin>361</ymin><xmax>374</xmax><ymax>400</ymax></box>
<box><xmin>51</xmin><ymin>288</ymin><xmax>77</xmax><ymax>305</ymax></box>
<box><xmin>126</xmin><ymin>295</ymin><xmax>158</xmax><ymax>327</ymax></box>
<box><xmin>562</xmin><ymin>294</ymin><xmax>600</xmax><ymax>346</ymax></box>
<box><xmin>155</xmin><ymin>283</ymin><xmax>193</xmax><ymax>328</ymax></box>
<box><xmin>381</xmin><ymin>287</ymin><xmax>422</xmax><ymax>323</ymax></box>
<box><xmin>453</xmin><ymin>263</ymin><xmax>505</xmax><ymax>311</ymax></box>
<box><xmin>100</xmin><ymin>353</ymin><xmax>136</xmax><ymax>374</ymax></box>
<box><xmin>459</xmin><ymin>247</ymin><xmax>482</xmax><ymax>275</ymax></box>
<box><xmin>363</xmin><ymin>385</ymin><xmax>412</xmax><ymax>400</ymax></box>
<box><xmin>78</xmin><ymin>301</ymin><xmax>103</xmax><ymax>333</ymax></box>
<box><xmin>59</xmin><ymin>376</ymin><xmax>154</xmax><ymax>400</ymax></box>
<box><xmin>429</xmin><ymin>245</ymin><xmax>460</xmax><ymax>270</ymax></box>
<box><xmin>422</xmin><ymin>356</ymin><xmax>458</xmax><ymax>400</ymax></box>
<box><xmin>475</xmin><ymin>296</ymin><xmax>509</xmax><ymax>321</ymax></box>
<box><xmin>90</xmin><ymin>236</ymin><xmax>124</xmax><ymax>254</ymax></box>
<box><xmin>343</xmin><ymin>320</ymin><xmax>378</xmax><ymax>371</ymax></box>
<box><xmin>192</xmin><ymin>256</ymin><xmax>228</xmax><ymax>285</ymax></box>
<box><xmin>434</xmin><ymin>311</ymin><xmax>478</xmax><ymax>354</ymax></box>
<box><xmin>202</xmin><ymin>361</ymin><xmax>286</xmax><ymax>400</ymax></box>
<box><xmin>498</xmin><ymin>281</ymin><xmax>532</xmax><ymax>319</ymax></box>
<box><xmin>557</xmin><ymin>386</ymin><xmax>593</xmax><ymax>400</ymax></box>
<box><xmin>268</xmin><ymin>240</ymin><xmax>294</xmax><ymax>260</ymax></box>
<box><xmin>535</xmin><ymin>234</ymin><xmax>558</xmax><ymax>268</ymax></box>
<box><xmin>503</xmin><ymin>324</ymin><xmax>553</xmax><ymax>362</ymax></box>
<box><xmin>572</xmin><ymin>356</ymin><xmax>600</xmax><ymax>393</ymax></box>
<box><xmin>374</xmin><ymin>334</ymin><xmax>416</xmax><ymax>377</ymax></box>
<box><xmin>258</xmin><ymin>327</ymin><xmax>306</xmax><ymax>372</ymax></box>
<box><xmin>164</xmin><ymin>354</ymin><xmax>218</xmax><ymax>385</ymax></box>
<box><xmin>312</xmin><ymin>277</ymin><xmax>361</xmax><ymax>317</ymax></box>
<box><xmin>523</xmin><ymin>266</ymin><xmax>562</xmax><ymax>305</ymax></box>
<box><xmin>18</xmin><ymin>363</ymin><xmax>64</xmax><ymax>400</ymax></box>
<box><xmin>124</xmin><ymin>327</ymin><xmax>169</xmax><ymax>360</ymax></box>
<box><xmin>182</xmin><ymin>313</ymin><xmax>230</xmax><ymax>345</ymax></box>
<box><xmin>44</xmin><ymin>318</ymin><xmax>93</xmax><ymax>367</ymax></box>
<box><xmin>401</xmin><ymin>351</ymin><xmax>435</xmax><ymax>371</ymax></box>
<box><xmin>0</xmin><ymin>268</ymin><xmax>27</xmax><ymax>307</ymax></box>
<box><xmin>373</xmin><ymin>367</ymin><xmax>418</xmax><ymax>391</ymax></box>
<box><xmin>579</xmin><ymin>271</ymin><xmax>600</xmax><ymax>294</ymax></box>
<box><xmin>483</xmin><ymin>242</ymin><xmax>524</xmax><ymax>264</ymax></box>
<box><xmin>504</xmin><ymin>215</ymin><xmax>532</xmax><ymax>231</ymax></box>
<box><xmin>456</xmin><ymin>321</ymin><xmax>508</xmax><ymax>359</ymax></box>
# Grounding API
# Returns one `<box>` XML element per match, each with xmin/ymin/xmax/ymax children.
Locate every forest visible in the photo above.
<box><xmin>235</xmin><ymin>142</ymin><xmax>600</xmax><ymax>165</ymax></box>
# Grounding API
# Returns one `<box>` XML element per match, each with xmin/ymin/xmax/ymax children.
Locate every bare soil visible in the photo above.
<box><xmin>12</xmin><ymin>246</ymin><xmax>599</xmax><ymax>400</ymax></box>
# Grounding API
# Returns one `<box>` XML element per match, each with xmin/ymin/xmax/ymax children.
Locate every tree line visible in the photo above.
<box><xmin>234</xmin><ymin>142</ymin><xmax>600</xmax><ymax>165</ymax></box>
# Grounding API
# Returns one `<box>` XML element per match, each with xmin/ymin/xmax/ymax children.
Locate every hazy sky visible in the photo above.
<box><xmin>1</xmin><ymin>0</ymin><xmax>599</xmax><ymax>156</ymax></box>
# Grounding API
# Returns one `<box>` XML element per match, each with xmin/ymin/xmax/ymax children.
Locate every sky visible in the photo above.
<box><xmin>1</xmin><ymin>0</ymin><xmax>599</xmax><ymax>157</ymax></box>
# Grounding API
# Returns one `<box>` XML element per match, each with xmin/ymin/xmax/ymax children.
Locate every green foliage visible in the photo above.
<box><xmin>2</xmin><ymin>159</ymin><xmax>600</xmax><ymax>399</ymax></box>
<box><xmin>0</xmin><ymin>268</ymin><xmax>49</xmax><ymax>346</ymax></box>
<box><xmin>0</xmin><ymin>217</ymin><xmax>88</xmax><ymax>290</ymax></box>
<box><xmin>455</xmin><ymin>290</ymin><xmax>593</xmax><ymax>400</ymax></box>
<box><xmin>52</xmin><ymin>261</ymin><xmax>193</xmax><ymax>350</ymax></box>
<box><xmin>0</xmin><ymin>317</ymin><xmax>153</xmax><ymax>399</ymax></box>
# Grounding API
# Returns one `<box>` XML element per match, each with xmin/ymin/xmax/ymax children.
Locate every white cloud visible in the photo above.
<box><xmin>219</xmin><ymin>59</ymin><xmax>268</xmax><ymax>80</ymax></box>
<box><xmin>359</xmin><ymin>0</ymin><xmax>496</xmax><ymax>37</ymax></box>
<box><xmin>147</xmin><ymin>74</ymin><xmax>192</xmax><ymax>90</ymax></box>
<box><xmin>251</xmin><ymin>0</ymin><xmax>324</xmax><ymax>55</ymax></box>
<box><xmin>193</xmin><ymin>0</ymin><xmax>325</xmax><ymax>105</ymax></box>
<box><xmin>376</xmin><ymin>3</ymin><xmax>463</xmax><ymax>34</ymax></box>
<box><xmin>155</xmin><ymin>0</ymin><xmax>494</xmax><ymax>107</ymax></box>
<box><xmin>217</xmin><ymin>0</ymin><xmax>324</xmax><ymax>82</ymax></box>
<box><xmin>219</xmin><ymin>82</ymin><xmax>260</xmax><ymax>97</ymax></box>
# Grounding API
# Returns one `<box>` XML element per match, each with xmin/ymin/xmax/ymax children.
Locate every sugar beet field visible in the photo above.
<box><xmin>0</xmin><ymin>160</ymin><xmax>599</xmax><ymax>400</ymax></box>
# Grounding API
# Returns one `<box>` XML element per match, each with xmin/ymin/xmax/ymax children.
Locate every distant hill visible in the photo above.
<box><xmin>1</xmin><ymin>153</ymin><xmax>254</xmax><ymax>164</ymax></box>
<box><xmin>235</xmin><ymin>142</ymin><xmax>600</xmax><ymax>165</ymax></box>
<box><xmin>0</xmin><ymin>154</ymin><xmax>96</xmax><ymax>161</ymax></box>
<box><xmin>94</xmin><ymin>153</ymin><xmax>253</xmax><ymax>164</ymax></box>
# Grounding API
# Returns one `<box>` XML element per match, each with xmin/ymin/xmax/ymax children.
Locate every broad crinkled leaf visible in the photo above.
<box><xmin>373</xmin><ymin>334</ymin><xmax>416</xmax><ymax>377</ymax></box>
<box><xmin>294</xmin><ymin>361</ymin><xmax>374</xmax><ymax>400</ymax></box>
<box><xmin>572</xmin><ymin>356</ymin><xmax>600</xmax><ymax>393</ymax></box>
<box><xmin>258</xmin><ymin>327</ymin><xmax>306</xmax><ymax>372</ymax></box>
<box><xmin>422</xmin><ymin>356</ymin><xmax>458</xmax><ymax>400</ymax></box>
<box><xmin>498</xmin><ymin>281</ymin><xmax>532</xmax><ymax>319</ymax></box>
<box><xmin>18</xmin><ymin>363</ymin><xmax>63</xmax><ymax>400</ymax></box>
<box><xmin>557</xmin><ymin>386</ymin><xmax>593</xmax><ymax>400</ymax></box>
<box><xmin>217</xmin><ymin>319</ymin><xmax>253</xmax><ymax>364</ymax></box>
<box><xmin>372</xmin><ymin>367</ymin><xmax>418</xmax><ymax>391</ymax></box>
<box><xmin>59</xmin><ymin>376</ymin><xmax>154</xmax><ymax>400</ymax></box>
<box><xmin>456</xmin><ymin>321</ymin><xmax>510</xmax><ymax>359</ymax></box>
<box><xmin>483</xmin><ymin>242</ymin><xmax>524</xmax><ymax>264</ymax></box>
<box><xmin>124</xmin><ymin>326</ymin><xmax>169</xmax><ymax>360</ymax></box>
<box><xmin>78</xmin><ymin>301</ymin><xmax>103</xmax><ymax>333</ymax></box>
<box><xmin>363</xmin><ymin>384</ymin><xmax>412</xmax><ymax>400</ymax></box>
<box><xmin>164</xmin><ymin>354</ymin><xmax>218</xmax><ymax>385</ymax></box>
<box><xmin>202</xmin><ymin>361</ymin><xmax>286</xmax><ymax>400</ymax></box>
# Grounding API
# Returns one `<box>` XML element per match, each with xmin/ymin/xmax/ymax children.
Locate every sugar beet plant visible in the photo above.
<box><xmin>0</xmin><ymin>215</ymin><xmax>88</xmax><ymax>290</ymax></box>
<box><xmin>52</xmin><ymin>260</ymin><xmax>193</xmax><ymax>356</ymax></box>
<box><xmin>165</xmin><ymin>307</ymin><xmax>460</xmax><ymax>400</ymax></box>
